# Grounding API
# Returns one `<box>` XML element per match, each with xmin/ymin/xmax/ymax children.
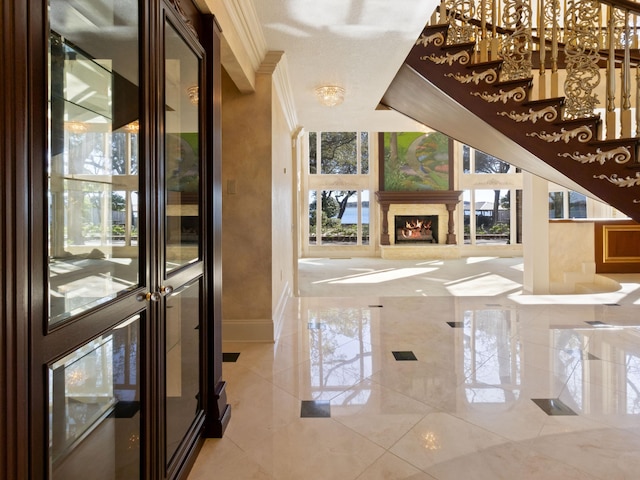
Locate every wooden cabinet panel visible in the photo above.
<box><xmin>595</xmin><ymin>221</ymin><xmax>640</xmax><ymax>273</ymax></box>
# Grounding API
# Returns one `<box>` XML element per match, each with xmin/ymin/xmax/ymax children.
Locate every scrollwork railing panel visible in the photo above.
<box><xmin>563</xmin><ymin>0</ymin><xmax>602</xmax><ymax>119</ymax></box>
<box><xmin>446</xmin><ymin>0</ymin><xmax>476</xmax><ymax>43</ymax></box>
<box><xmin>500</xmin><ymin>0</ymin><xmax>533</xmax><ymax>80</ymax></box>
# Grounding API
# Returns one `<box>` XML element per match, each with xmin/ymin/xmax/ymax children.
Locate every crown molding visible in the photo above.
<box><xmin>258</xmin><ymin>51</ymin><xmax>299</xmax><ymax>133</ymax></box>
<box><xmin>225</xmin><ymin>0</ymin><xmax>267</xmax><ymax>72</ymax></box>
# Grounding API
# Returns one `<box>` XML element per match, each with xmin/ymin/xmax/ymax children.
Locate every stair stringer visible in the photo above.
<box><xmin>382</xmin><ymin>63</ymin><xmax>594</xmax><ymax>197</ymax></box>
<box><xmin>384</xmin><ymin>23</ymin><xmax>640</xmax><ymax>221</ymax></box>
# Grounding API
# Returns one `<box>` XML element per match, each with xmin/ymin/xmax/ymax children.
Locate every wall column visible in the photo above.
<box><xmin>523</xmin><ymin>172</ymin><xmax>550</xmax><ymax>294</ymax></box>
<box><xmin>221</xmin><ymin>64</ymin><xmax>274</xmax><ymax>342</ymax></box>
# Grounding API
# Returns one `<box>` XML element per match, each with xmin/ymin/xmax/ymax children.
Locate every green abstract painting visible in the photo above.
<box><xmin>383</xmin><ymin>131</ymin><xmax>449</xmax><ymax>191</ymax></box>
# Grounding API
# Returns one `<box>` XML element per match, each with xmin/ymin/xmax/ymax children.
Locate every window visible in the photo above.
<box><xmin>460</xmin><ymin>145</ymin><xmax>521</xmax><ymax>245</ymax></box>
<box><xmin>569</xmin><ymin>191</ymin><xmax>587</xmax><ymax>218</ymax></box>
<box><xmin>549</xmin><ymin>192</ymin><xmax>564</xmax><ymax>218</ymax></box>
<box><xmin>308</xmin><ymin>132</ymin><xmax>368</xmax><ymax>175</ymax></box>
<box><xmin>463</xmin><ymin>145</ymin><xmax>513</xmax><ymax>174</ymax></box>
<box><xmin>305</xmin><ymin>132</ymin><xmax>372</xmax><ymax>250</ymax></box>
<box><xmin>548</xmin><ymin>189</ymin><xmax>587</xmax><ymax>219</ymax></box>
<box><xmin>464</xmin><ymin>189</ymin><xmax>518</xmax><ymax>245</ymax></box>
<box><xmin>308</xmin><ymin>190</ymin><xmax>369</xmax><ymax>246</ymax></box>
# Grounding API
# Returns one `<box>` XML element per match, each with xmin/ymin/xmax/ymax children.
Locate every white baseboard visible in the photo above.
<box><xmin>273</xmin><ymin>281</ymin><xmax>292</xmax><ymax>342</ymax></box>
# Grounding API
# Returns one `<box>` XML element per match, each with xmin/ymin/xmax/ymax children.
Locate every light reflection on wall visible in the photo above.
<box><xmin>549</xmin><ymin>326</ymin><xmax>640</xmax><ymax>416</ymax></box>
<box><xmin>306</xmin><ymin>307</ymin><xmax>372</xmax><ymax>404</ymax></box>
<box><xmin>463</xmin><ymin>308</ymin><xmax>521</xmax><ymax>406</ymax></box>
<box><xmin>553</xmin><ymin>330</ymin><xmax>584</xmax><ymax>411</ymax></box>
<box><xmin>626</xmin><ymin>352</ymin><xmax>640</xmax><ymax>414</ymax></box>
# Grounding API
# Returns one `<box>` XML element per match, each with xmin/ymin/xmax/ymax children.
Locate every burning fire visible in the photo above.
<box><xmin>401</xmin><ymin>219</ymin><xmax>432</xmax><ymax>238</ymax></box>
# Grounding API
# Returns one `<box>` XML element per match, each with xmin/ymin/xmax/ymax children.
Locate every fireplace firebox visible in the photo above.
<box><xmin>394</xmin><ymin>215</ymin><xmax>438</xmax><ymax>244</ymax></box>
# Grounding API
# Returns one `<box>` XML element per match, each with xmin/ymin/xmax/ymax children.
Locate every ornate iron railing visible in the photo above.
<box><xmin>431</xmin><ymin>0</ymin><xmax>640</xmax><ymax>137</ymax></box>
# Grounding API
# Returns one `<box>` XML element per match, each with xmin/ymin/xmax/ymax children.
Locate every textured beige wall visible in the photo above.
<box><xmin>548</xmin><ymin>221</ymin><xmax>595</xmax><ymax>283</ymax></box>
<box><xmin>221</xmin><ymin>68</ymin><xmax>274</xmax><ymax>340</ymax></box>
<box><xmin>271</xmin><ymin>84</ymin><xmax>294</xmax><ymax>333</ymax></box>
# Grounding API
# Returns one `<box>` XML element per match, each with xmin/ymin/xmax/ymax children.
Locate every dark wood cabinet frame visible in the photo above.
<box><xmin>1</xmin><ymin>2</ymin><xmax>228</xmax><ymax>479</ymax></box>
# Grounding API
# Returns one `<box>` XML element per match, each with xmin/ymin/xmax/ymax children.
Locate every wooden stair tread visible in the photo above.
<box><xmin>523</xmin><ymin>97</ymin><xmax>565</xmax><ymax>107</ymax></box>
<box><xmin>439</xmin><ymin>42</ymin><xmax>476</xmax><ymax>51</ymax></box>
<box><xmin>491</xmin><ymin>77</ymin><xmax>534</xmax><ymax>88</ymax></box>
<box><xmin>590</xmin><ymin>137</ymin><xmax>638</xmax><ymax>147</ymax></box>
<box><xmin>466</xmin><ymin>60</ymin><xmax>503</xmax><ymax>69</ymax></box>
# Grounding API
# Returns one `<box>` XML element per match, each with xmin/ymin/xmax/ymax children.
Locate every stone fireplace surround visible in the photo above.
<box><xmin>375</xmin><ymin>191</ymin><xmax>462</xmax><ymax>246</ymax></box>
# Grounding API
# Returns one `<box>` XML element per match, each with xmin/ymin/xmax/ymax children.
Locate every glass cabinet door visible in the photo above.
<box><xmin>46</xmin><ymin>1</ymin><xmax>142</xmax><ymax>478</ymax></box>
<box><xmin>48</xmin><ymin>0</ymin><xmax>141</xmax><ymax>326</ymax></box>
<box><xmin>49</xmin><ymin>316</ymin><xmax>142</xmax><ymax>479</ymax></box>
<box><xmin>162</xmin><ymin>16</ymin><xmax>205</xmax><ymax>472</ymax></box>
<box><xmin>165</xmin><ymin>281</ymin><xmax>201</xmax><ymax>463</ymax></box>
<box><xmin>164</xmin><ymin>21</ymin><xmax>201</xmax><ymax>273</ymax></box>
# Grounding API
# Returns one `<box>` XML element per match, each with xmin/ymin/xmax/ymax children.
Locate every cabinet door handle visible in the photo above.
<box><xmin>160</xmin><ymin>285</ymin><xmax>174</xmax><ymax>295</ymax></box>
<box><xmin>136</xmin><ymin>291</ymin><xmax>162</xmax><ymax>302</ymax></box>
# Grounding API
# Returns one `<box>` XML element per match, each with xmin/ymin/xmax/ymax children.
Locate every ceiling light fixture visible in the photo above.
<box><xmin>124</xmin><ymin>120</ymin><xmax>140</xmax><ymax>134</ymax></box>
<box><xmin>314</xmin><ymin>85</ymin><xmax>345</xmax><ymax>107</ymax></box>
<box><xmin>65</xmin><ymin>121</ymin><xmax>88</xmax><ymax>134</ymax></box>
<box><xmin>187</xmin><ymin>85</ymin><xmax>199</xmax><ymax>105</ymax></box>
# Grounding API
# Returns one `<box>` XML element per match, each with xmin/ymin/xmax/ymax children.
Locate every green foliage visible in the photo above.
<box><xmin>322</xmin><ymin>194</ymin><xmax>339</xmax><ymax>219</ymax></box>
<box><xmin>320</xmin><ymin>132</ymin><xmax>358</xmax><ymax>174</ymax></box>
<box><xmin>112</xmin><ymin>193</ymin><xmax>126</xmax><ymax>211</ymax></box>
<box><xmin>309</xmin><ymin>222</ymin><xmax>369</xmax><ymax>237</ymax></box>
<box><xmin>166</xmin><ymin>133</ymin><xmax>199</xmax><ymax>192</ymax></box>
<box><xmin>474</xmin><ymin>150</ymin><xmax>510</xmax><ymax>174</ymax></box>
<box><xmin>82</xmin><ymin>223</ymin><xmax>138</xmax><ymax>237</ymax></box>
<box><xmin>112</xmin><ymin>224</ymin><xmax>125</xmax><ymax>236</ymax></box>
<box><xmin>309</xmin><ymin>132</ymin><xmax>317</xmax><ymax>173</ymax></box>
<box><xmin>489</xmin><ymin>223</ymin><xmax>510</xmax><ymax>234</ymax></box>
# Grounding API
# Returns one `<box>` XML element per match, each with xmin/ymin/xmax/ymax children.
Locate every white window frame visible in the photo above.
<box><xmin>301</xmin><ymin>132</ymin><xmax>377</xmax><ymax>256</ymax></box>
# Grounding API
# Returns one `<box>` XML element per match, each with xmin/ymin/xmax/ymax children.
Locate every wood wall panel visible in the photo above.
<box><xmin>1</xmin><ymin>1</ymin><xmax>31</xmax><ymax>479</ymax></box>
<box><xmin>595</xmin><ymin>220</ymin><xmax>640</xmax><ymax>273</ymax></box>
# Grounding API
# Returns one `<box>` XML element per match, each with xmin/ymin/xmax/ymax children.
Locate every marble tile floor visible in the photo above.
<box><xmin>188</xmin><ymin>257</ymin><xmax>640</xmax><ymax>480</ymax></box>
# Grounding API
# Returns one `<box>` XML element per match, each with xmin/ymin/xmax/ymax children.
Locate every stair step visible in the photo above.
<box><xmin>422</xmin><ymin>23</ymin><xmax>449</xmax><ymax>32</ymax></box>
<box><xmin>552</xmin><ymin>115</ymin><xmax>600</xmax><ymax>128</ymax></box>
<box><xmin>492</xmin><ymin>77</ymin><xmax>534</xmax><ymax>89</ymax></box>
<box><xmin>590</xmin><ymin>137</ymin><xmax>638</xmax><ymax>148</ymax></box>
<box><xmin>523</xmin><ymin>97</ymin><xmax>565</xmax><ymax>108</ymax></box>
<box><xmin>439</xmin><ymin>42</ymin><xmax>475</xmax><ymax>52</ymax></box>
<box><xmin>466</xmin><ymin>59</ymin><xmax>503</xmax><ymax>69</ymax></box>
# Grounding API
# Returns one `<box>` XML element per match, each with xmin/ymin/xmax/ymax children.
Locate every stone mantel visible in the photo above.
<box><xmin>375</xmin><ymin>190</ymin><xmax>463</xmax><ymax>245</ymax></box>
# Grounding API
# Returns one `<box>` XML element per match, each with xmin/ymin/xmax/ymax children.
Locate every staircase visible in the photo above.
<box><xmin>381</xmin><ymin>1</ymin><xmax>640</xmax><ymax>222</ymax></box>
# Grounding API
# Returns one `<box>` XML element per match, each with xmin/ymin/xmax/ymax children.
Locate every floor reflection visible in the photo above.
<box><xmin>190</xmin><ymin>259</ymin><xmax>640</xmax><ymax>480</ymax></box>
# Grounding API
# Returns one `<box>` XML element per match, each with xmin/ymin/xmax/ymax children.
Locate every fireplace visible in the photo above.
<box><xmin>375</xmin><ymin>191</ymin><xmax>462</xmax><ymax>246</ymax></box>
<box><xmin>395</xmin><ymin>215</ymin><xmax>438</xmax><ymax>244</ymax></box>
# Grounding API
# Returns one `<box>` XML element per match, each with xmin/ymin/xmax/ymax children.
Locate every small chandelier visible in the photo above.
<box><xmin>187</xmin><ymin>85</ymin><xmax>199</xmax><ymax>105</ymax></box>
<box><xmin>124</xmin><ymin>120</ymin><xmax>140</xmax><ymax>134</ymax></box>
<box><xmin>65</xmin><ymin>121</ymin><xmax>88</xmax><ymax>134</ymax></box>
<box><xmin>314</xmin><ymin>85</ymin><xmax>345</xmax><ymax>107</ymax></box>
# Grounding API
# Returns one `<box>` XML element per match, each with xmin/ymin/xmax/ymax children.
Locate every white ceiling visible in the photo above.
<box><xmin>199</xmin><ymin>0</ymin><xmax>595</xmax><ymax>195</ymax></box>
<box><xmin>250</xmin><ymin>0</ymin><xmax>440</xmax><ymax>132</ymax></box>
